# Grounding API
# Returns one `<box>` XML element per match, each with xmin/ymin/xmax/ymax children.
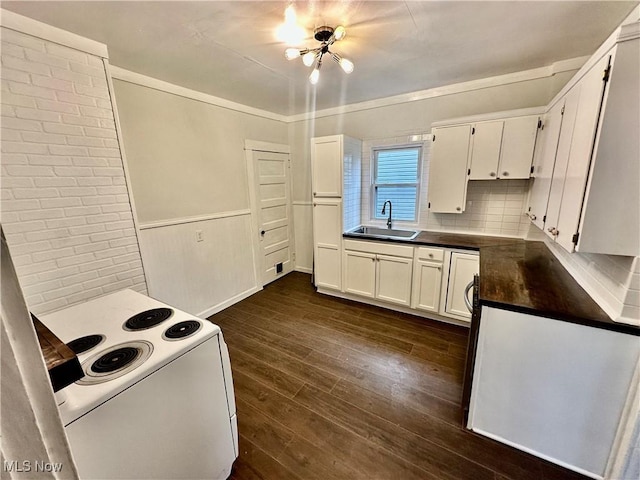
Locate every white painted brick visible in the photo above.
<box><xmin>42</xmin><ymin>283</ymin><xmax>84</xmax><ymax>302</ymax></box>
<box><xmin>78</xmin><ymin>258</ymin><xmax>113</xmax><ymax>273</ymax></box>
<box><xmin>49</xmin><ymin>236</ymin><xmax>90</xmax><ymax>249</ymax></box>
<box><xmin>2</xmin><ymin>104</ymin><xmax>16</xmax><ymax>116</ymax></box>
<box><xmin>96</xmin><ymin>185</ymin><xmax>128</xmax><ymax>195</ymax></box>
<box><xmin>69</xmin><ymin>61</ymin><xmax>104</xmax><ymax>78</ymax></box>
<box><xmin>96</xmin><ymin>99</ymin><xmax>112</xmax><ymax>109</ymax></box>
<box><xmin>45</xmin><ymin>43</ymin><xmax>88</xmax><ymax>64</ymax></box>
<box><xmin>42</xmin><ymin>122</ymin><xmax>84</xmax><ymax>135</ymax></box>
<box><xmin>56</xmin><ymin>91</ymin><xmax>96</xmax><ymax>107</ymax></box>
<box><xmin>1</xmin><ymin>129</ymin><xmax>22</xmax><ymax>141</ymax></box>
<box><xmin>2</xmin><ymin>55</ymin><xmax>51</xmax><ymax>76</ymax></box>
<box><xmin>68</xmin><ymin>136</ymin><xmax>104</xmax><ymax>148</ymax></box>
<box><xmin>112</xmin><ymin>252</ymin><xmax>140</xmax><ymax>265</ymax></box>
<box><xmin>22</xmin><ymin>131</ymin><xmax>67</xmax><ymax>144</ymax></box>
<box><xmin>44</xmin><ymin>217</ymin><xmax>86</xmax><ymax>229</ymax></box>
<box><xmin>71</xmin><ymin>156</ymin><xmax>108</xmax><ymax>167</ymax></box>
<box><xmin>22</xmin><ymin>278</ymin><xmax>62</xmax><ymax>297</ymax></box>
<box><xmin>13</xmin><ymin>187</ymin><xmax>59</xmax><ymax>199</ymax></box>
<box><xmin>43</xmin><ymin>197</ymin><xmax>82</xmax><ymax>208</ymax></box>
<box><xmin>64</xmin><ymin>205</ymin><xmax>101</xmax><ymax>217</ymax></box>
<box><xmin>84</xmin><ymin>126</ymin><xmax>117</xmax><ymax>139</ymax></box>
<box><xmin>109</xmin><ymin>236</ymin><xmax>138</xmax><ymax>248</ymax></box>
<box><xmin>116</xmin><ymin>194</ymin><xmax>131</xmax><ymax>203</ymax></box>
<box><xmin>49</xmin><ymin>145</ymin><xmax>88</xmax><ymax>157</ymax></box>
<box><xmin>15</xmin><ymin>107</ymin><xmax>60</xmax><ymax>122</ymax></box>
<box><xmin>31</xmin><ymin>298</ymin><xmax>69</xmax><ymax>314</ymax></box>
<box><xmin>2</xmin><ymin>29</ymin><xmax>46</xmax><ymax>52</ymax></box>
<box><xmin>108</xmin><ymin>158</ymin><xmax>124</xmax><ymax>167</ymax></box>
<box><xmin>102</xmin><ymin>279</ymin><xmax>133</xmax><ymax>294</ymax></box>
<box><xmin>90</xmin><ymin>230</ymin><xmax>123</xmax><ymax>243</ymax></box>
<box><xmin>74</xmin><ymin>241</ymin><xmax>110</xmax><ymax>255</ymax></box>
<box><xmin>88</xmin><ymin>147</ymin><xmax>120</xmax><ymax>158</ymax></box>
<box><xmin>83</xmin><ymin>275</ymin><xmax>116</xmax><ymax>290</ymax></box>
<box><xmin>1</xmin><ymin>41</ymin><xmax>26</xmax><ymax>58</ymax></box>
<box><xmin>103</xmin><ymin>139</ymin><xmax>120</xmax><ymax>149</ymax></box>
<box><xmin>1</xmin><ymin>68</ymin><xmax>30</xmax><ymax>83</ymax></box>
<box><xmin>10</xmin><ymin>253</ymin><xmax>33</xmax><ymax>266</ymax></box>
<box><xmin>64</xmin><ymin>287</ymin><xmax>104</xmax><ymax>306</ymax></box>
<box><xmin>99</xmin><ymin>118</ymin><xmax>115</xmax><ymax>129</ymax></box>
<box><xmin>81</xmin><ymin>196</ymin><xmax>116</xmax><ymax>206</ymax></box>
<box><xmin>24</xmin><ymin>48</ymin><xmax>69</xmax><ymax>68</ymax></box>
<box><xmin>24</xmin><ymin>228</ymin><xmax>71</xmax><ymax>242</ymax></box>
<box><xmin>116</xmin><ymin>268</ymin><xmax>144</xmax><ymax>281</ymax></box>
<box><xmin>36</xmin><ymin>99</ymin><xmax>79</xmax><ymax>114</ymax></box>
<box><xmin>56</xmin><ymin>252</ymin><xmax>98</xmax><ymax>268</ymax></box>
<box><xmin>2</xmin><ymin>176</ymin><xmax>34</xmax><ymax>188</ymax></box>
<box><xmin>14</xmin><ymin>260</ymin><xmax>56</xmax><ymax>276</ymax></box>
<box><xmin>31</xmin><ymin>74</ymin><xmax>74</xmax><ymax>92</ymax></box>
<box><xmin>101</xmin><ymin>204</ymin><xmax>130</xmax><ymax>214</ymax></box>
<box><xmin>2</xmin><ymin>117</ymin><xmax>43</xmax><ymax>131</ymax></box>
<box><xmin>2</xmin><ymin>142</ymin><xmax>48</xmax><ymax>154</ymax></box>
<box><xmin>1</xmin><ymin>153</ymin><xmax>28</xmax><ymax>165</ymax></box>
<box><xmin>77</xmin><ymin>177</ymin><xmax>112</xmax><ymax>186</ymax></box>
<box><xmin>2</xmin><ymin>92</ymin><xmax>37</xmax><ymax>108</ymax></box>
<box><xmin>99</xmin><ymin>263</ymin><xmax>131</xmax><ymax>277</ymax></box>
<box><xmin>118</xmin><ymin>212</ymin><xmax>133</xmax><ymax>221</ymax></box>
<box><xmin>37</xmin><ymin>265</ymin><xmax>79</xmax><ymax>282</ymax></box>
<box><xmin>105</xmin><ymin>220</ymin><xmax>133</xmax><ymax>231</ymax></box>
<box><xmin>8</xmin><ymin>240</ymin><xmax>53</xmax><ymax>256</ymax></box>
<box><xmin>54</xmin><ymin>166</ymin><xmax>94</xmax><ymax>177</ymax></box>
<box><xmin>18</xmin><ymin>274</ymin><xmax>39</xmax><ymax>287</ymax></box>
<box><xmin>51</xmin><ymin>67</ymin><xmax>92</xmax><ymax>86</ymax></box>
<box><xmin>61</xmin><ymin>271</ymin><xmax>98</xmax><ymax>287</ymax></box>
<box><xmin>32</xmin><ymin>247</ymin><xmax>75</xmax><ymax>262</ymax></box>
<box><xmin>19</xmin><ymin>208</ymin><xmax>64</xmax><ymax>221</ymax></box>
<box><xmin>1</xmin><ymin>189</ymin><xmax>14</xmax><ymax>201</ymax></box>
<box><xmin>0</xmin><ymin>199</ymin><xmax>41</xmax><ymax>212</ymax></box>
<box><xmin>28</xmin><ymin>154</ymin><xmax>72</xmax><ymax>166</ymax></box>
<box><xmin>9</xmin><ymin>82</ymin><xmax>57</xmax><ymax>100</ymax></box>
<box><xmin>61</xmin><ymin>113</ymin><xmax>100</xmax><ymax>127</ymax></box>
<box><xmin>68</xmin><ymin>224</ymin><xmax>105</xmax><ymax>236</ymax></box>
<box><xmin>93</xmin><ymin>167</ymin><xmax>123</xmax><ymax>177</ymax></box>
<box><xmin>59</xmin><ymin>186</ymin><xmax>97</xmax><ymax>197</ymax></box>
<box><xmin>74</xmin><ymin>84</ymin><xmax>109</xmax><ymax>99</ymax></box>
<box><xmin>79</xmin><ymin>105</ymin><xmax>113</xmax><ymax>119</ymax></box>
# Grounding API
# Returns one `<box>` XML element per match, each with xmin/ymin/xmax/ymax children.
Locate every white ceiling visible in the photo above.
<box><xmin>2</xmin><ymin>1</ymin><xmax>637</xmax><ymax>116</ymax></box>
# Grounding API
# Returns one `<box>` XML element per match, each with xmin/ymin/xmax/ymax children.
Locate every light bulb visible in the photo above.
<box><xmin>302</xmin><ymin>51</ymin><xmax>316</xmax><ymax>67</ymax></box>
<box><xmin>284</xmin><ymin>5</ymin><xmax>296</xmax><ymax>24</ymax></box>
<box><xmin>285</xmin><ymin>48</ymin><xmax>301</xmax><ymax>60</ymax></box>
<box><xmin>334</xmin><ymin>26</ymin><xmax>346</xmax><ymax>41</ymax></box>
<box><xmin>339</xmin><ymin>58</ymin><xmax>354</xmax><ymax>74</ymax></box>
<box><xmin>309</xmin><ymin>68</ymin><xmax>320</xmax><ymax>85</ymax></box>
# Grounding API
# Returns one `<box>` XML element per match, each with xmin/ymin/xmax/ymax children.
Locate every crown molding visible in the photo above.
<box><xmin>109</xmin><ymin>66</ymin><xmax>288</xmax><ymax>123</ymax></box>
<box><xmin>0</xmin><ymin>8</ymin><xmax>108</xmax><ymax>58</ymax></box>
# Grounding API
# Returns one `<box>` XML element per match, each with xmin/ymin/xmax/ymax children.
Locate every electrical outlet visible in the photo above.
<box><xmin>195</xmin><ymin>230</ymin><xmax>204</xmax><ymax>242</ymax></box>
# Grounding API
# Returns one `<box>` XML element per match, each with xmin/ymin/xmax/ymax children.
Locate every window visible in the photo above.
<box><xmin>372</xmin><ymin>146</ymin><xmax>421</xmax><ymax>221</ymax></box>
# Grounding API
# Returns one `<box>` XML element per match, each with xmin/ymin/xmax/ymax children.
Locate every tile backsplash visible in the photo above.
<box><xmin>362</xmin><ymin>136</ymin><xmax>530</xmax><ymax>237</ymax></box>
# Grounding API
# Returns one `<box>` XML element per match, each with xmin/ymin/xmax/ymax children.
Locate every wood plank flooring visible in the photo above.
<box><xmin>209</xmin><ymin>272</ymin><xmax>589</xmax><ymax>480</ymax></box>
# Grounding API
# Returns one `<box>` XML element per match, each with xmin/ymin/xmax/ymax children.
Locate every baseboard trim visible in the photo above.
<box><xmin>197</xmin><ymin>285</ymin><xmax>261</xmax><ymax>319</ymax></box>
<box><xmin>294</xmin><ymin>266</ymin><xmax>312</xmax><ymax>274</ymax></box>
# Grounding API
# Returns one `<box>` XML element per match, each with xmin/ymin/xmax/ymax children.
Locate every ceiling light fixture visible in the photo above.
<box><xmin>285</xmin><ymin>25</ymin><xmax>354</xmax><ymax>84</ymax></box>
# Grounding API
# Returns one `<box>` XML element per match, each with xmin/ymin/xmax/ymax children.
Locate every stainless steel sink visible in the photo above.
<box><xmin>348</xmin><ymin>226</ymin><xmax>419</xmax><ymax>240</ymax></box>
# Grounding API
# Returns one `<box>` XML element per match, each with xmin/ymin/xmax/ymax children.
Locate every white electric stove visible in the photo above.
<box><xmin>39</xmin><ymin>289</ymin><xmax>238</xmax><ymax>480</ymax></box>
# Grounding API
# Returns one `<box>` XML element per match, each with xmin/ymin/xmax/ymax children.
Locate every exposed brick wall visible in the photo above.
<box><xmin>1</xmin><ymin>27</ymin><xmax>147</xmax><ymax>314</ymax></box>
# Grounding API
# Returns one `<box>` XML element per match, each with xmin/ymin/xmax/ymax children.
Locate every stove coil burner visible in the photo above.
<box><xmin>77</xmin><ymin>341</ymin><xmax>153</xmax><ymax>385</ymax></box>
<box><xmin>67</xmin><ymin>334</ymin><xmax>105</xmax><ymax>355</ymax></box>
<box><xmin>123</xmin><ymin>308</ymin><xmax>173</xmax><ymax>331</ymax></box>
<box><xmin>162</xmin><ymin>320</ymin><xmax>202</xmax><ymax>341</ymax></box>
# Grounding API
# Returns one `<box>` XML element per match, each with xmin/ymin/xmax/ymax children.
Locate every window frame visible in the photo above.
<box><xmin>370</xmin><ymin>144</ymin><xmax>423</xmax><ymax>223</ymax></box>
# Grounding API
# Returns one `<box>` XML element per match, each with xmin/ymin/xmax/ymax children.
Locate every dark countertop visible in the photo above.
<box><xmin>33</xmin><ymin>314</ymin><xmax>84</xmax><ymax>391</ymax></box>
<box><xmin>343</xmin><ymin>229</ymin><xmax>639</xmax><ymax>336</ymax></box>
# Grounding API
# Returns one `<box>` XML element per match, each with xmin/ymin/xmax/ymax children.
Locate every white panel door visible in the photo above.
<box><xmin>311</xmin><ymin>136</ymin><xmax>342</xmax><ymax>198</ymax></box>
<box><xmin>544</xmin><ymin>85</ymin><xmax>581</xmax><ymax>242</ymax></box>
<box><xmin>312</xmin><ymin>199</ymin><xmax>342</xmax><ymax>290</ymax></box>
<box><xmin>375</xmin><ymin>254</ymin><xmax>413</xmax><ymax>306</ymax></box>
<box><xmin>528</xmin><ymin>102</ymin><xmax>565</xmax><ymax>230</ymax></box>
<box><xmin>253</xmin><ymin>150</ymin><xmax>294</xmax><ymax>286</ymax></box>
<box><xmin>444</xmin><ymin>252</ymin><xmax>479</xmax><ymax>321</ymax></box>
<box><xmin>343</xmin><ymin>250</ymin><xmax>376</xmax><ymax>298</ymax></box>
<box><xmin>469</xmin><ymin>121</ymin><xmax>504</xmax><ymax>180</ymax></box>
<box><xmin>555</xmin><ymin>55</ymin><xmax>611</xmax><ymax>253</ymax></box>
<box><xmin>499</xmin><ymin>116</ymin><xmax>539</xmax><ymax>179</ymax></box>
<box><xmin>411</xmin><ymin>260</ymin><xmax>443</xmax><ymax>313</ymax></box>
<box><xmin>428</xmin><ymin>125</ymin><xmax>471</xmax><ymax>213</ymax></box>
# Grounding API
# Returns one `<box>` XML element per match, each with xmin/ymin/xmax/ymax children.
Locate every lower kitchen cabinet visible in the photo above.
<box><xmin>343</xmin><ymin>249</ymin><xmax>376</xmax><ymax>298</ymax></box>
<box><xmin>411</xmin><ymin>247</ymin><xmax>445</xmax><ymax>313</ymax></box>
<box><xmin>376</xmin><ymin>254</ymin><xmax>413</xmax><ymax>306</ymax></box>
<box><xmin>441</xmin><ymin>251</ymin><xmax>479</xmax><ymax>322</ymax></box>
<box><xmin>313</xmin><ymin>200</ymin><xmax>342</xmax><ymax>290</ymax></box>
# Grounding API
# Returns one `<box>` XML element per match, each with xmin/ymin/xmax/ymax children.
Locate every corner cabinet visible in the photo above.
<box><xmin>527</xmin><ymin>24</ymin><xmax>639</xmax><ymax>256</ymax></box>
<box><xmin>311</xmin><ymin>135</ymin><xmax>362</xmax><ymax>291</ymax></box>
<box><xmin>441</xmin><ymin>251</ymin><xmax>479</xmax><ymax>322</ymax></box>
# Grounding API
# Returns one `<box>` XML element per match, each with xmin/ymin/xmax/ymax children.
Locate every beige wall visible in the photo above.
<box><xmin>113</xmin><ymin>80</ymin><xmax>288</xmax><ymax>224</ymax></box>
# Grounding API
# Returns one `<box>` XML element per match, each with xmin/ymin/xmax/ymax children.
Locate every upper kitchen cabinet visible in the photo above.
<box><xmin>541</xmin><ymin>23</ymin><xmax>639</xmax><ymax>256</ymax></box>
<box><xmin>468</xmin><ymin>121</ymin><xmax>504</xmax><ymax>180</ymax></box>
<box><xmin>428</xmin><ymin>124</ymin><xmax>472</xmax><ymax>213</ymax></box>
<box><xmin>311</xmin><ymin>135</ymin><xmax>362</xmax><ymax>199</ymax></box>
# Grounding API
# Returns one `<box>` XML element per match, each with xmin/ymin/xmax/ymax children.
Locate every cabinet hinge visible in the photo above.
<box><xmin>432</xmin><ymin>135</ymin><xmax>436</xmax><ymax>142</ymax></box>
<box><xmin>537</xmin><ymin>119</ymin><xmax>542</xmax><ymax>129</ymax></box>
<box><xmin>467</xmin><ymin>168</ymin><xmax>471</xmax><ymax>175</ymax></box>
<box><xmin>471</xmin><ymin>127</ymin><xmax>475</xmax><ymax>135</ymax></box>
<box><xmin>572</xmin><ymin>232</ymin><xmax>580</xmax><ymax>245</ymax></box>
<box><xmin>543</xmin><ymin>215</ymin><xmax>546</xmax><ymax>223</ymax></box>
<box><xmin>428</xmin><ymin>202</ymin><xmax>431</xmax><ymax>209</ymax></box>
<box><xmin>603</xmin><ymin>65</ymin><xmax>611</xmax><ymax>82</ymax></box>
<box><xmin>530</xmin><ymin>165</ymin><xmax>534</xmax><ymax>174</ymax></box>
<box><xmin>528</xmin><ymin>206</ymin><xmax>531</xmax><ymax>212</ymax></box>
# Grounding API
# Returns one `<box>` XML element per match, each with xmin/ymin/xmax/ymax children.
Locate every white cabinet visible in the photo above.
<box><xmin>343</xmin><ymin>240</ymin><xmax>414</xmax><ymax>307</ymax></box>
<box><xmin>527</xmin><ymin>101</ymin><xmax>565</xmax><ymax>231</ymax></box>
<box><xmin>428</xmin><ymin>125</ymin><xmax>471</xmax><ymax>213</ymax></box>
<box><xmin>411</xmin><ymin>247</ymin><xmax>445</xmax><ymax>313</ymax></box>
<box><xmin>441</xmin><ymin>251</ymin><xmax>479</xmax><ymax>322</ymax></box>
<box><xmin>312</xmin><ymin>199</ymin><xmax>342</xmax><ymax>290</ymax></box>
<box><xmin>311</xmin><ymin>136</ymin><xmax>343</xmax><ymax>198</ymax></box>
<box><xmin>468</xmin><ymin>116</ymin><xmax>539</xmax><ymax>180</ymax></box>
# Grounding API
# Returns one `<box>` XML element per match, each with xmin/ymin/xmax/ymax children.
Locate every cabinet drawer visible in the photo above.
<box><xmin>415</xmin><ymin>247</ymin><xmax>444</xmax><ymax>262</ymax></box>
<box><xmin>343</xmin><ymin>239</ymin><xmax>414</xmax><ymax>258</ymax></box>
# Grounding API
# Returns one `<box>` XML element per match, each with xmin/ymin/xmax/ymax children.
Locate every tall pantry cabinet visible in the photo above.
<box><xmin>311</xmin><ymin>135</ymin><xmax>362</xmax><ymax>291</ymax></box>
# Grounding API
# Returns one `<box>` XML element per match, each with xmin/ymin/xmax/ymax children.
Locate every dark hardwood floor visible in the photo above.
<box><xmin>209</xmin><ymin>271</ymin><xmax>588</xmax><ymax>480</ymax></box>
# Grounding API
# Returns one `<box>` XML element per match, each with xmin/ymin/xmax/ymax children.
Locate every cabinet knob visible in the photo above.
<box><xmin>530</xmin><ymin>214</ymin><xmax>537</xmax><ymax>221</ymax></box>
<box><xmin>502</xmin><ymin>171</ymin><xmax>509</xmax><ymax>177</ymax></box>
<box><xmin>489</xmin><ymin>172</ymin><xmax>496</xmax><ymax>177</ymax></box>
<box><xmin>313</xmin><ymin>192</ymin><xmax>317</xmax><ymax>197</ymax></box>
<box><xmin>313</xmin><ymin>203</ymin><xmax>317</xmax><ymax>207</ymax></box>
<box><xmin>428</xmin><ymin>253</ymin><xmax>433</xmax><ymax>258</ymax></box>
<box><xmin>547</xmin><ymin>227</ymin><xmax>559</xmax><ymax>236</ymax></box>
<box><xmin>437</xmin><ymin>267</ymin><xmax>441</xmax><ymax>271</ymax></box>
<box><xmin>260</xmin><ymin>230</ymin><xmax>265</xmax><ymax>236</ymax></box>
<box><xmin>456</xmin><ymin>206</ymin><xmax>461</xmax><ymax>211</ymax></box>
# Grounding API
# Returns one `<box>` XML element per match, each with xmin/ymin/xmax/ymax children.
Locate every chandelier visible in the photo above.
<box><xmin>284</xmin><ymin>25</ymin><xmax>354</xmax><ymax>85</ymax></box>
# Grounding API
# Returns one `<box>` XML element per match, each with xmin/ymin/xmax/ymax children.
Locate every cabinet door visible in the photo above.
<box><xmin>443</xmin><ymin>252</ymin><xmax>479</xmax><ymax>322</ymax></box>
<box><xmin>311</xmin><ymin>137</ymin><xmax>342</xmax><ymax>198</ymax></box>
<box><xmin>468</xmin><ymin>121</ymin><xmax>504</xmax><ymax>180</ymax></box>
<box><xmin>376</xmin><ymin>254</ymin><xmax>413</xmax><ymax>307</ymax></box>
<box><xmin>528</xmin><ymin>103</ymin><xmax>564</xmax><ymax>230</ymax></box>
<box><xmin>555</xmin><ymin>55</ymin><xmax>611</xmax><ymax>253</ymax></box>
<box><xmin>313</xmin><ymin>200</ymin><xmax>342</xmax><ymax>290</ymax></box>
<box><xmin>499</xmin><ymin>116</ymin><xmax>539</xmax><ymax>179</ymax></box>
<box><xmin>428</xmin><ymin>125</ymin><xmax>471</xmax><ymax>213</ymax></box>
<box><xmin>544</xmin><ymin>86</ymin><xmax>581</xmax><ymax>242</ymax></box>
<box><xmin>343</xmin><ymin>250</ymin><xmax>376</xmax><ymax>298</ymax></box>
<box><xmin>411</xmin><ymin>260</ymin><xmax>443</xmax><ymax>313</ymax></box>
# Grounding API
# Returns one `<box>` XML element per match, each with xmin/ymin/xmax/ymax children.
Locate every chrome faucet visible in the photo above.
<box><xmin>381</xmin><ymin>200</ymin><xmax>393</xmax><ymax>229</ymax></box>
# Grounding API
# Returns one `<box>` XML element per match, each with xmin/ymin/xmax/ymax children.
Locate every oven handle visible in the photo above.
<box><xmin>464</xmin><ymin>280</ymin><xmax>474</xmax><ymax>313</ymax></box>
